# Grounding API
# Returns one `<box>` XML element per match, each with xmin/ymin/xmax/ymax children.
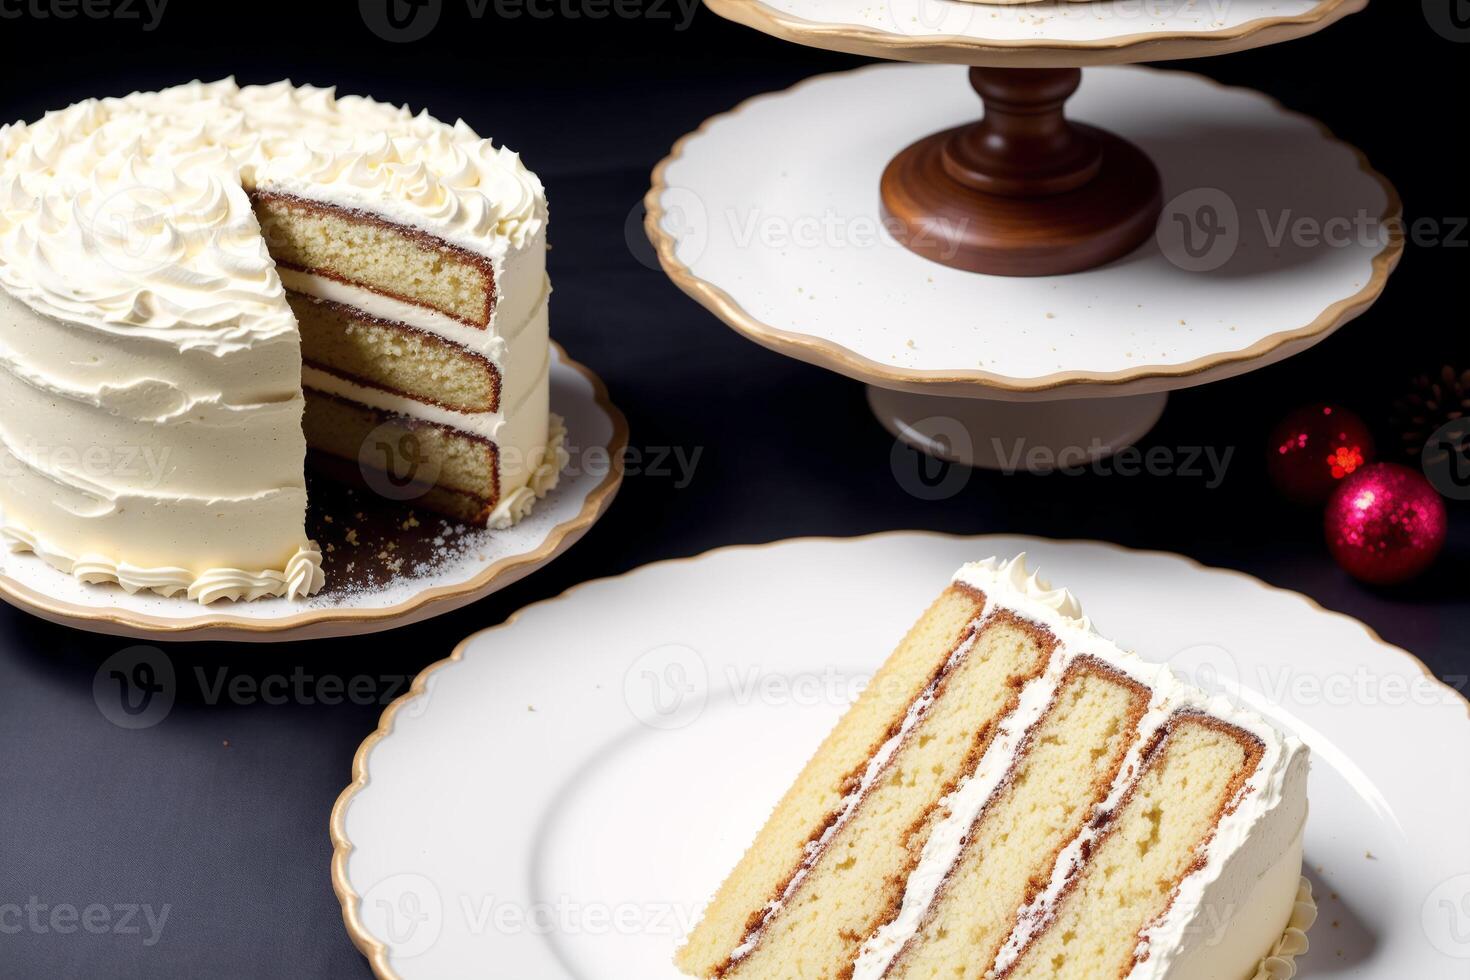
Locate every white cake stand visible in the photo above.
<box><xmin>0</xmin><ymin>345</ymin><xmax>626</xmax><ymax>643</ymax></box>
<box><xmin>705</xmin><ymin>0</ymin><xmax>1366</xmax><ymax>67</ymax></box>
<box><xmin>647</xmin><ymin>3</ymin><xmax>1399</xmax><ymax>469</ymax></box>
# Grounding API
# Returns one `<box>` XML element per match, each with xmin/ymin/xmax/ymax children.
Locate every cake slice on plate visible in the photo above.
<box><xmin>678</xmin><ymin>555</ymin><xmax>1314</xmax><ymax>980</ymax></box>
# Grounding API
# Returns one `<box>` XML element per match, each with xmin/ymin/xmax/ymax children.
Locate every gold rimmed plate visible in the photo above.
<box><xmin>644</xmin><ymin>64</ymin><xmax>1402</xmax><ymax>401</ymax></box>
<box><xmin>0</xmin><ymin>343</ymin><xmax>627</xmax><ymax>643</ymax></box>
<box><xmin>705</xmin><ymin>0</ymin><xmax>1365</xmax><ymax>68</ymax></box>
<box><xmin>330</xmin><ymin>533</ymin><xmax>1468</xmax><ymax>978</ymax></box>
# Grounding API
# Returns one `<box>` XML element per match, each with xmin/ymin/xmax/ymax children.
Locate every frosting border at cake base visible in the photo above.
<box><xmin>1251</xmin><ymin>877</ymin><xmax>1317</xmax><ymax>980</ymax></box>
<box><xmin>0</xmin><ymin>520</ymin><xmax>324</xmax><ymax>603</ymax></box>
<box><xmin>487</xmin><ymin>412</ymin><xmax>568</xmax><ymax>529</ymax></box>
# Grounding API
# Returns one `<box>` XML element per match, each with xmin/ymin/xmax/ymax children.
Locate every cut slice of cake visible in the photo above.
<box><xmin>678</xmin><ymin>555</ymin><xmax>1313</xmax><ymax>980</ymax></box>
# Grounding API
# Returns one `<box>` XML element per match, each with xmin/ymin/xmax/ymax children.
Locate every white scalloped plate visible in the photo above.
<box><xmin>705</xmin><ymin>0</ymin><xmax>1364</xmax><ymax>67</ymax></box>
<box><xmin>332</xmin><ymin>534</ymin><xmax>1470</xmax><ymax>979</ymax></box>
<box><xmin>646</xmin><ymin>65</ymin><xmax>1401</xmax><ymax>400</ymax></box>
<box><xmin>0</xmin><ymin>344</ymin><xmax>626</xmax><ymax>642</ymax></box>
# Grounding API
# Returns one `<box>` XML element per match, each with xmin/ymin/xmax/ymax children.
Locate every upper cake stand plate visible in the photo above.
<box><xmin>0</xmin><ymin>344</ymin><xmax>626</xmax><ymax>643</ymax></box>
<box><xmin>704</xmin><ymin>0</ymin><xmax>1365</xmax><ymax>67</ymax></box>
<box><xmin>331</xmin><ymin>533</ymin><xmax>1468</xmax><ymax>980</ymax></box>
<box><xmin>646</xmin><ymin>64</ymin><xmax>1400</xmax><ymax>469</ymax></box>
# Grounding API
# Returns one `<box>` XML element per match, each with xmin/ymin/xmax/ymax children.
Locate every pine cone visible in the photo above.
<box><xmin>1394</xmin><ymin>365</ymin><xmax>1469</xmax><ymax>461</ymax></box>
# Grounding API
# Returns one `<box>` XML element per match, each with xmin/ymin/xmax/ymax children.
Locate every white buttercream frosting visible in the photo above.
<box><xmin>0</xmin><ymin>79</ymin><xmax>551</xmax><ymax>599</ymax></box>
<box><xmin>847</xmin><ymin>555</ymin><xmax>1310</xmax><ymax>980</ymax></box>
<box><xmin>2</xmin><ymin>522</ymin><xmax>323</xmax><ymax>602</ymax></box>
<box><xmin>487</xmin><ymin>413</ymin><xmax>567</xmax><ymax>530</ymax></box>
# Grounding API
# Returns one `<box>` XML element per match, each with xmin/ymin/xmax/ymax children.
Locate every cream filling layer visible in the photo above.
<box><xmin>276</xmin><ymin>268</ymin><xmax>550</xmax><ymax>358</ymax></box>
<box><xmin>850</xmin><ymin>632</ymin><xmax>1069</xmax><ymax>980</ymax></box>
<box><xmin>302</xmin><ymin>350</ymin><xmax>551</xmax><ymax>495</ymax></box>
<box><xmin>841</xmin><ymin>556</ymin><xmax>1308</xmax><ymax>980</ymax></box>
<box><xmin>280</xmin><ymin>269</ymin><xmax>550</xmax><ymax>413</ymax></box>
<box><xmin>727</xmin><ymin>628</ymin><xmax>983</xmax><ymax>966</ymax></box>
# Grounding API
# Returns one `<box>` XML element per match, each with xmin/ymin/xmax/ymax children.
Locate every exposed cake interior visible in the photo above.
<box><xmin>880</xmin><ymin>658</ymin><xmax>1149</xmax><ymax>980</ymax></box>
<box><xmin>260</xmin><ymin>191</ymin><xmax>562</xmax><ymax>530</ymax></box>
<box><xmin>0</xmin><ymin>79</ymin><xmax>565</xmax><ymax>601</ymax></box>
<box><xmin>677</xmin><ymin>555</ymin><xmax>1312</xmax><ymax>980</ymax></box>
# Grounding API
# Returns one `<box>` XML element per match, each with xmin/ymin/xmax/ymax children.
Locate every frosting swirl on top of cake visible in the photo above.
<box><xmin>0</xmin><ymin>78</ymin><xmax>545</xmax><ymax>353</ymax></box>
<box><xmin>956</xmin><ymin>553</ymin><xmax>1091</xmax><ymax>629</ymax></box>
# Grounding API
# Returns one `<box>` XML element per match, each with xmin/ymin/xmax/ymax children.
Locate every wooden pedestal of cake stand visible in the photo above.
<box><xmin>880</xmin><ymin>67</ymin><xmax>1161</xmax><ymax>277</ymax></box>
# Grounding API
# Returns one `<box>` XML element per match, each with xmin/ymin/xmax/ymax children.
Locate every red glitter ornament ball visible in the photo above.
<box><xmin>1268</xmin><ymin>404</ymin><xmax>1375</xmax><ymax>504</ymax></box>
<box><xmin>1325</xmin><ymin>463</ymin><xmax>1448</xmax><ymax>585</ymax></box>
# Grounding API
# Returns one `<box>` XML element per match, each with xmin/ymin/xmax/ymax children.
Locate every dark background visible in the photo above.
<box><xmin>0</xmin><ymin>1</ymin><xmax>1465</xmax><ymax>977</ymax></box>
